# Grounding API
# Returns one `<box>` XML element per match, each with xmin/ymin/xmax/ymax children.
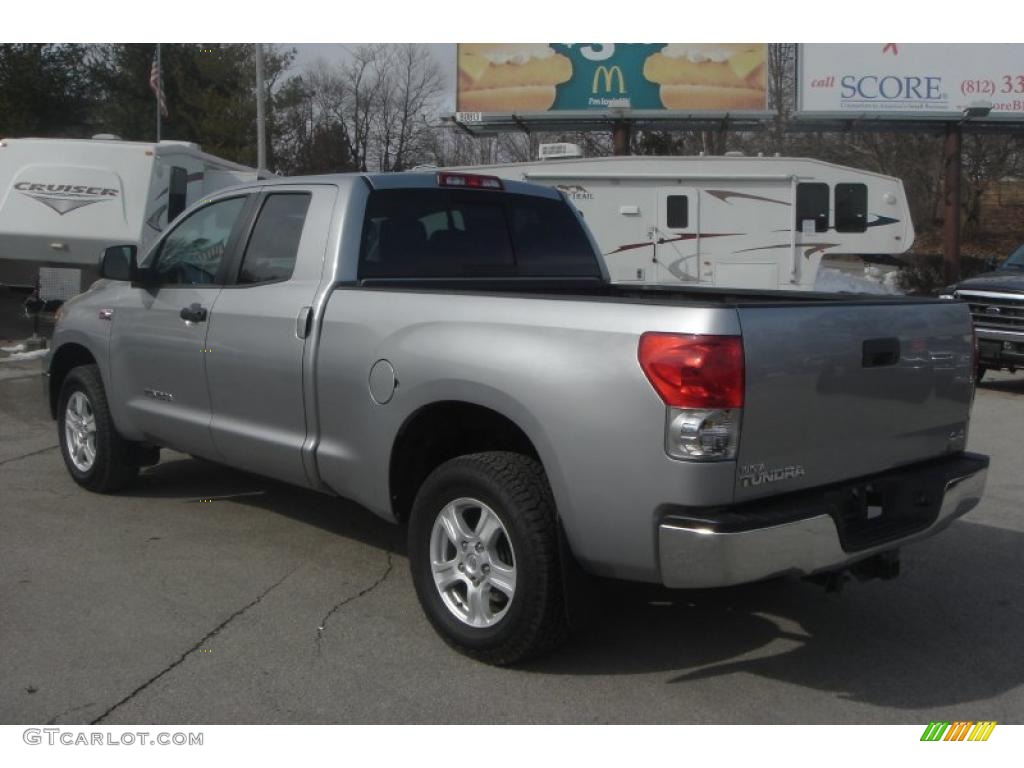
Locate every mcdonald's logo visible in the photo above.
<box><xmin>592</xmin><ymin>65</ymin><xmax>625</xmax><ymax>94</ymax></box>
<box><xmin>920</xmin><ymin>721</ymin><xmax>997</xmax><ymax>742</ymax></box>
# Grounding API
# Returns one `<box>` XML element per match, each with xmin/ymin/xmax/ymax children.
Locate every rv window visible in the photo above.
<box><xmin>835</xmin><ymin>183</ymin><xmax>868</xmax><ymax>233</ymax></box>
<box><xmin>796</xmin><ymin>183</ymin><xmax>829</xmax><ymax>233</ymax></box>
<box><xmin>237</xmin><ymin>193</ymin><xmax>312</xmax><ymax>284</ymax></box>
<box><xmin>666</xmin><ymin>196</ymin><xmax>689</xmax><ymax>229</ymax></box>
<box><xmin>168</xmin><ymin>167</ymin><xmax>188</xmax><ymax>222</ymax></box>
<box><xmin>149</xmin><ymin>196</ymin><xmax>247</xmax><ymax>285</ymax></box>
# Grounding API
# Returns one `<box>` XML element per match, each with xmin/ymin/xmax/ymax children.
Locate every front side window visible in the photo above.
<box><xmin>835</xmin><ymin>183</ymin><xmax>868</xmax><ymax>233</ymax></box>
<box><xmin>796</xmin><ymin>183</ymin><xmax>829</xmax><ymax>233</ymax></box>
<box><xmin>237</xmin><ymin>193</ymin><xmax>312</xmax><ymax>284</ymax></box>
<box><xmin>149</xmin><ymin>196</ymin><xmax>247</xmax><ymax>285</ymax></box>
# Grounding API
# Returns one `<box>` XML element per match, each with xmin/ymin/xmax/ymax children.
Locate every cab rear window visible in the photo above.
<box><xmin>358</xmin><ymin>189</ymin><xmax>600</xmax><ymax>279</ymax></box>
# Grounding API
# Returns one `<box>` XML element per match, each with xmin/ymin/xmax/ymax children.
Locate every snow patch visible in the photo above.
<box><xmin>814</xmin><ymin>267</ymin><xmax>903</xmax><ymax>295</ymax></box>
<box><xmin>1</xmin><ymin>343</ymin><xmax>26</xmax><ymax>353</ymax></box>
<box><xmin>1</xmin><ymin>349</ymin><xmax>48</xmax><ymax>362</ymax></box>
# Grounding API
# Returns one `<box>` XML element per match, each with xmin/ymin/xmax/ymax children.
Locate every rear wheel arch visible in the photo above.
<box><xmin>388</xmin><ymin>401</ymin><xmax>544</xmax><ymax>523</ymax></box>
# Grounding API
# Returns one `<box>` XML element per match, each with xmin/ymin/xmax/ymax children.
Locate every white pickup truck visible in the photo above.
<box><xmin>45</xmin><ymin>171</ymin><xmax>988</xmax><ymax>664</ymax></box>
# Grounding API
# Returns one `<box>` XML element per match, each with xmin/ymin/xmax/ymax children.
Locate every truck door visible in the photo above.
<box><xmin>202</xmin><ymin>186</ymin><xmax>335</xmax><ymax>487</ymax></box>
<box><xmin>108</xmin><ymin>195</ymin><xmax>251</xmax><ymax>458</ymax></box>
<box><xmin>654</xmin><ymin>188</ymin><xmax>701</xmax><ymax>284</ymax></box>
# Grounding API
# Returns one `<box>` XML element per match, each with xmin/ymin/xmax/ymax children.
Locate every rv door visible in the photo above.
<box><xmin>654</xmin><ymin>189</ymin><xmax>701</xmax><ymax>284</ymax></box>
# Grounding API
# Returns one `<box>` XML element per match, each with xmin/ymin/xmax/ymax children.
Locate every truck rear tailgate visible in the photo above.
<box><xmin>735</xmin><ymin>299</ymin><xmax>975</xmax><ymax>502</ymax></box>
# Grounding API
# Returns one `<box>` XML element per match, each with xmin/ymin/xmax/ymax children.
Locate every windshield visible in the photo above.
<box><xmin>1002</xmin><ymin>243</ymin><xmax>1024</xmax><ymax>269</ymax></box>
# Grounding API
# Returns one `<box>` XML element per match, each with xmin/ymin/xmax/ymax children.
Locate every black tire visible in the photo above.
<box><xmin>57</xmin><ymin>364</ymin><xmax>139</xmax><ymax>492</ymax></box>
<box><xmin>408</xmin><ymin>451</ymin><xmax>568</xmax><ymax>665</ymax></box>
<box><xmin>976</xmin><ymin>365</ymin><xmax>987</xmax><ymax>384</ymax></box>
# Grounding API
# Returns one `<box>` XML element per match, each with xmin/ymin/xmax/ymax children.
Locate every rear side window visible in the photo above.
<box><xmin>359</xmin><ymin>189</ymin><xmax>599</xmax><ymax>279</ymax></box>
<box><xmin>237</xmin><ymin>193</ymin><xmax>311</xmax><ymax>284</ymax></box>
<box><xmin>835</xmin><ymin>183</ymin><xmax>868</xmax><ymax>233</ymax></box>
<box><xmin>796</xmin><ymin>183</ymin><xmax>829</xmax><ymax>233</ymax></box>
<box><xmin>666</xmin><ymin>195</ymin><xmax>689</xmax><ymax>229</ymax></box>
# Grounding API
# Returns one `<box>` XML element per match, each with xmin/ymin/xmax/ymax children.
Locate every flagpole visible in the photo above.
<box><xmin>156</xmin><ymin>43</ymin><xmax>162</xmax><ymax>142</ymax></box>
<box><xmin>255</xmin><ymin>43</ymin><xmax>267</xmax><ymax>172</ymax></box>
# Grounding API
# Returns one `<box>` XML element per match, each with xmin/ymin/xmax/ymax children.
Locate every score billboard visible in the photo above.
<box><xmin>455</xmin><ymin>44</ymin><xmax>768</xmax><ymax>118</ymax></box>
<box><xmin>798</xmin><ymin>44</ymin><xmax>1024</xmax><ymax>119</ymax></box>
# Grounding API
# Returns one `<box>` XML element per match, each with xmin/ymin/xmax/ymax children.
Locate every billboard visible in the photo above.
<box><xmin>455</xmin><ymin>44</ymin><xmax>768</xmax><ymax>117</ymax></box>
<box><xmin>799</xmin><ymin>44</ymin><xmax>1024</xmax><ymax>119</ymax></box>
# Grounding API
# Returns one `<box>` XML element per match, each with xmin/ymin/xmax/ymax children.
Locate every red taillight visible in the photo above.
<box><xmin>638</xmin><ymin>333</ymin><xmax>744</xmax><ymax>409</ymax></box>
<box><xmin>437</xmin><ymin>172</ymin><xmax>503</xmax><ymax>190</ymax></box>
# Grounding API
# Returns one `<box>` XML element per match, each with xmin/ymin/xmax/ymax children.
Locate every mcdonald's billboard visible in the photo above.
<box><xmin>456</xmin><ymin>44</ymin><xmax>768</xmax><ymax>116</ymax></box>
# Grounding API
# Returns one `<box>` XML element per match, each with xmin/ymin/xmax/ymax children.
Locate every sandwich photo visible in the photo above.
<box><xmin>643</xmin><ymin>44</ymin><xmax>766</xmax><ymax>110</ymax></box>
<box><xmin>457</xmin><ymin>43</ymin><xmax>573</xmax><ymax>112</ymax></box>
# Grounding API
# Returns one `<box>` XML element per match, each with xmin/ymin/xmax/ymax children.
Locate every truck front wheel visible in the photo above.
<box><xmin>408</xmin><ymin>451</ymin><xmax>568</xmax><ymax>665</ymax></box>
<box><xmin>58</xmin><ymin>364</ymin><xmax>139</xmax><ymax>493</ymax></box>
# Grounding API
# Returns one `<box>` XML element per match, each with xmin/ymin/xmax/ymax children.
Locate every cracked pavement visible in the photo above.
<box><xmin>1</xmin><ymin>357</ymin><xmax>1023</xmax><ymax>724</ymax></box>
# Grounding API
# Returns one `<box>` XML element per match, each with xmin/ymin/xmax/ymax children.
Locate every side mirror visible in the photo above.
<box><xmin>100</xmin><ymin>245</ymin><xmax>136</xmax><ymax>281</ymax></box>
<box><xmin>984</xmin><ymin>255</ymin><xmax>999</xmax><ymax>272</ymax></box>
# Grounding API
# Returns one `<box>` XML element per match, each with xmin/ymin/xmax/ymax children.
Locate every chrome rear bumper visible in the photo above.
<box><xmin>658</xmin><ymin>456</ymin><xmax>988</xmax><ymax>589</ymax></box>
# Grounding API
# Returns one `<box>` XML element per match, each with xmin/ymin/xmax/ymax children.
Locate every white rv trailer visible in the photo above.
<box><xmin>0</xmin><ymin>137</ymin><xmax>268</xmax><ymax>291</ymax></box>
<box><xmin>452</xmin><ymin>154</ymin><xmax>914</xmax><ymax>291</ymax></box>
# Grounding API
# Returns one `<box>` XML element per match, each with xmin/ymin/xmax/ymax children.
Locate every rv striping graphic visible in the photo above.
<box><xmin>920</xmin><ymin>721</ymin><xmax>996</xmax><ymax>742</ymax></box>
<box><xmin>13</xmin><ymin>182</ymin><xmax>119</xmax><ymax>216</ymax></box>
<box><xmin>657</xmin><ymin>233</ymin><xmax>738</xmax><ymax>245</ymax></box>
<box><xmin>735</xmin><ymin>242</ymin><xmax>841</xmax><ymax>258</ymax></box>
<box><xmin>704</xmin><ymin>189</ymin><xmax>790</xmax><ymax>206</ymax></box>
<box><xmin>606</xmin><ymin>232</ymin><xmax>740</xmax><ymax>255</ymax></box>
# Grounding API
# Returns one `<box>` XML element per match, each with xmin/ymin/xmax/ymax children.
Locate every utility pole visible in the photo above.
<box><xmin>942</xmin><ymin>122</ymin><xmax>962</xmax><ymax>285</ymax></box>
<box><xmin>255</xmin><ymin>43</ymin><xmax>267</xmax><ymax>172</ymax></box>
<box><xmin>612</xmin><ymin>120</ymin><xmax>631</xmax><ymax>156</ymax></box>
<box><xmin>156</xmin><ymin>44</ymin><xmax>162</xmax><ymax>142</ymax></box>
<box><xmin>943</xmin><ymin>104</ymin><xmax>991</xmax><ymax>284</ymax></box>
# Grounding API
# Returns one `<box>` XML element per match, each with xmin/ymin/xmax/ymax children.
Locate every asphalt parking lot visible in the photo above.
<box><xmin>1</xmin><ymin>351</ymin><xmax>1022</xmax><ymax>725</ymax></box>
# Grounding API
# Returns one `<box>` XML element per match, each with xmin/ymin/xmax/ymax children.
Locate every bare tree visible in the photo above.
<box><xmin>373</xmin><ymin>44</ymin><xmax>443</xmax><ymax>171</ymax></box>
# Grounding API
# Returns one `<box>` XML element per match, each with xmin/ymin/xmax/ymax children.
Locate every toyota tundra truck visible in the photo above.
<box><xmin>44</xmin><ymin>171</ymin><xmax>989</xmax><ymax>664</ymax></box>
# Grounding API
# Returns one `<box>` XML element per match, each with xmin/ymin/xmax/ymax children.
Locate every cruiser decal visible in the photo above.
<box><xmin>14</xmin><ymin>182</ymin><xmax>119</xmax><ymax>215</ymax></box>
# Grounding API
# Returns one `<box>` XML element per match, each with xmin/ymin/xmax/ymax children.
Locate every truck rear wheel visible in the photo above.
<box><xmin>58</xmin><ymin>364</ymin><xmax>139</xmax><ymax>493</ymax></box>
<box><xmin>408</xmin><ymin>451</ymin><xmax>568</xmax><ymax>665</ymax></box>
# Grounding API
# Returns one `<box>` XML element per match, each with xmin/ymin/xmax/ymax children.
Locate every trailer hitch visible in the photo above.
<box><xmin>808</xmin><ymin>550</ymin><xmax>901</xmax><ymax>594</ymax></box>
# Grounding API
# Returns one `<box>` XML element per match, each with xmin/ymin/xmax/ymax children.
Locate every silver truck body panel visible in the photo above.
<box><xmin>735</xmin><ymin>301</ymin><xmax>975</xmax><ymax>501</ymax></box>
<box><xmin>315</xmin><ymin>288</ymin><xmax>741</xmax><ymax>581</ymax></box>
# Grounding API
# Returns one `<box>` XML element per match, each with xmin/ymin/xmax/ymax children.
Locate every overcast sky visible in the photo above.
<box><xmin>288</xmin><ymin>43</ymin><xmax>458</xmax><ymax>111</ymax></box>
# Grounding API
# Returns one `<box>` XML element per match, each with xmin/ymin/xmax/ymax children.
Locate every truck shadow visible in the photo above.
<box><xmin>130</xmin><ymin>455</ymin><xmax>1021</xmax><ymax>714</ymax></box>
<box><xmin>530</xmin><ymin>519</ymin><xmax>1024</xmax><ymax>713</ymax></box>
<box><xmin>131</xmin><ymin>454</ymin><xmax>404</xmax><ymax>555</ymax></box>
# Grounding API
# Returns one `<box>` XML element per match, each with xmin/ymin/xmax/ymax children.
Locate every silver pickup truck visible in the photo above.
<box><xmin>45</xmin><ymin>171</ymin><xmax>989</xmax><ymax>664</ymax></box>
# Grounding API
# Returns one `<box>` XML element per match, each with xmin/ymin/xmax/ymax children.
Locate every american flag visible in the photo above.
<box><xmin>149</xmin><ymin>47</ymin><xmax>168</xmax><ymax>117</ymax></box>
